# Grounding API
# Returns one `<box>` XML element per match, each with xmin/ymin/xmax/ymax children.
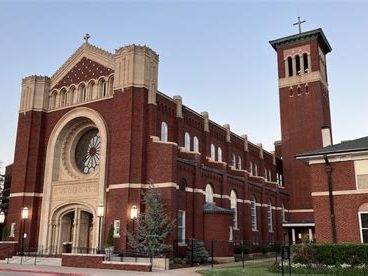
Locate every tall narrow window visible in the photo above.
<box><xmin>264</xmin><ymin>168</ymin><xmax>268</xmax><ymax>179</ymax></box>
<box><xmin>160</xmin><ymin>122</ymin><xmax>168</xmax><ymax>142</ymax></box>
<box><xmin>303</xmin><ymin>53</ymin><xmax>309</xmax><ymax>73</ymax></box>
<box><xmin>205</xmin><ymin>184</ymin><xmax>214</xmax><ymax>203</ymax></box>
<box><xmin>296</xmin><ymin>55</ymin><xmax>301</xmax><ymax>75</ymax></box>
<box><xmin>250</xmin><ymin>162</ymin><xmax>253</xmax><ymax>176</ymax></box>
<box><xmin>217</xmin><ymin>147</ymin><xmax>223</xmax><ymax>162</ymax></box>
<box><xmin>360</xmin><ymin>213</ymin><xmax>368</xmax><ymax>243</ymax></box>
<box><xmin>268</xmin><ymin>170</ymin><xmax>272</xmax><ymax>181</ymax></box>
<box><xmin>254</xmin><ymin>164</ymin><xmax>258</xmax><ymax>176</ymax></box>
<box><xmin>287</xmin><ymin>57</ymin><xmax>293</xmax><ymax>77</ymax></box>
<box><xmin>282</xmin><ymin>204</ymin><xmax>286</xmax><ymax>222</ymax></box>
<box><xmin>210</xmin><ymin>144</ymin><xmax>215</xmax><ymax>161</ymax></box>
<box><xmin>230</xmin><ymin>190</ymin><xmax>238</xmax><ymax>229</ymax></box>
<box><xmin>237</xmin><ymin>156</ymin><xmax>242</xmax><ymax>170</ymax></box>
<box><xmin>232</xmin><ymin>153</ymin><xmax>236</xmax><ymax>167</ymax></box>
<box><xmin>251</xmin><ymin>196</ymin><xmax>257</xmax><ymax>231</ymax></box>
<box><xmin>193</xmin><ymin>136</ymin><xmax>199</xmax><ymax>153</ymax></box>
<box><xmin>184</xmin><ymin>132</ymin><xmax>191</xmax><ymax>151</ymax></box>
<box><xmin>178</xmin><ymin>210</ymin><xmax>185</xmax><ymax>244</ymax></box>
<box><xmin>268</xmin><ymin>200</ymin><xmax>273</xmax><ymax>232</ymax></box>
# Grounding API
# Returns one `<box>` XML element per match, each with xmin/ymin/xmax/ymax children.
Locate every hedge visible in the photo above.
<box><xmin>292</xmin><ymin>244</ymin><xmax>368</xmax><ymax>266</ymax></box>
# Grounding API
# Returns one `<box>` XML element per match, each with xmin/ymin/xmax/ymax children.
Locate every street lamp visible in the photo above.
<box><xmin>20</xmin><ymin>207</ymin><xmax>29</xmax><ymax>256</ymax></box>
<box><xmin>97</xmin><ymin>204</ymin><xmax>104</xmax><ymax>254</ymax></box>
<box><xmin>0</xmin><ymin>211</ymin><xmax>5</xmax><ymax>242</ymax></box>
<box><xmin>130</xmin><ymin>205</ymin><xmax>138</xmax><ymax>233</ymax></box>
<box><xmin>0</xmin><ymin>211</ymin><xmax>5</xmax><ymax>224</ymax></box>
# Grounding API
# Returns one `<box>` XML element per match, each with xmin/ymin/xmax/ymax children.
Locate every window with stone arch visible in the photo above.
<box><xmin>231</xmin><ymin>153</ymin><xmax>236</xmax><ymax>168</ymax></box>
<box><xmin>178</xmin><ymin>178</ymin><xmax>186</xmax><ymax>192</ymax></box>
<box><xmin>160</xmin><ymin>121</ymin><xmax>168</xmax><ymax>142</ymax></box>
<box><xmin>193</xmin><ymin>136</ymin><xmax>199</xmax><ymax>153</ymax></box>
<box><xmin>282</xmin><ymin>203</ymin><xmax>287</xmax><ymax>222</ymax></box>
<box><xmin>249</xmin><ymin>162</ymin><xmax>253</xmax><ymax>176</ymax></box>
<box><xmin>184</xmin><ymin>132</ymin><xmax>191</xmax><ymax>151</ymax></box>
<box><xmin>287</xmin><ymin>56</ymin><xmax>293</xmax><ymax>77</ymax></box>
<box><xmin>303</xmin><ymin>53</ymin><xmax>309</xmax><ymax>73</ymax></box>
<box><xmin>358</xmin><ymin>203</ymin><xmax>368</xmax><ymax>243</ymax></box>
<box><xmin>267</xmin><ymin>200</ymin><xmax>273</xmax><ymax>232</ymax></box>
<box><xmin>237</xmin><ymin>156</ymin><xmax>242</xmax><ymax>170</ymax></box>
<box><xmin>251</xmin><ymin>196</ymin><xmax>257</xmax><ymax>231</ymax></box>
<box><xmin>210</xmin><ymin>144</ymin><xmax>215</xmax><ymax>161</ymax></box>
<box><xmin>296</xmin><ymin>55</ymin><xmax>301</xmax><ymax>75</ymax></box>
<box><xmin>205</xmin><ymin>184</ymin><xmax>214</xmax><ymax>203</ymax></box>
<box><xmin>98</xmin><ymin>78</ymin><xmax>107</xmax><ymax>97</ymax></box>
<box><xmin>79</xmin><ymin>84</ymin><xmax>87</xmax><ymax>103</ymax></box>
<box><xmin>218</xmin><ymin>147</ymin><xmax>223</xmax><ymax>162</ymax></box>
<box><xmin>230</xmin><ymin>190</ymin><xmax>238</xmax><ymax>229</ymax></box>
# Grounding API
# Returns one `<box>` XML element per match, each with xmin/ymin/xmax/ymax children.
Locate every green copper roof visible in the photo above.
<box><xmin>269</xmin><ymin>28</ymin><xmax>332</xmax><ymax>53</ymax></box>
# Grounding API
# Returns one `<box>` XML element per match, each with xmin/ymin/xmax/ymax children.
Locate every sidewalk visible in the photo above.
<box><xmin>0</xmin><ymin>258</ymin><xmax>274</xmax><ymax>276</ymax></box>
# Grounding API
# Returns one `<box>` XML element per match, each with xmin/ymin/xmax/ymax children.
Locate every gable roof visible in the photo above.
<box><xmin>50</xmin><ymin>42</ymin><xmax>115</xmax><ymax>88</ymax></box>
<box><xmin>296</xmin><ymin>136</ymin><xmax>368</xmax><ymax>158</ymax></box>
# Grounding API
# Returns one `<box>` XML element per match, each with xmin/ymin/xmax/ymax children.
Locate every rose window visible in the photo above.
<box><xmin>75</xmin><ymin>129</ymin><xmax>101</xmax><ymax>174</ymax></box>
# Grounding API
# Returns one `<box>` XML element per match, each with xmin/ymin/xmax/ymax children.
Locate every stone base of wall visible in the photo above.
<box><xmin>0</xmin><ymin>241</ymin><xmax>18</xmax><ymax>260</ymax></box>
<box><xmin>61</xmin><ymin>254</ymin><xmax>152</xmax><ymax>272</ymax></box>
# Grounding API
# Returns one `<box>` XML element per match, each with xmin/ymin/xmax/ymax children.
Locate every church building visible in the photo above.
<box><xmin>3</xmin><ymin>24</ymin><xmax>364</xmax><ymax>259</ymax></box>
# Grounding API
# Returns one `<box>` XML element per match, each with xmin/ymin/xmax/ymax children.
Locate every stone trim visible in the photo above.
<box><xmin>9</xmin><ymin>192</ymin><xmax>43</xmax><ymax>198</ymax></box>
<box><xmin>288</xmin><ymin>209</ymin><xmax>314</xmax><ymax>213</ymax></box>
<box><xmin>312</xmin><ymin>189</ymin><xmax>368</xmax><ymax>197</ymax></box>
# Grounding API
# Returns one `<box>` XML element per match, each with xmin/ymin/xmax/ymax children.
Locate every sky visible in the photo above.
<box><xmin>0</xmin><ymin>0</ymin><xmax>367</xmax><ymax>173</ymax></box>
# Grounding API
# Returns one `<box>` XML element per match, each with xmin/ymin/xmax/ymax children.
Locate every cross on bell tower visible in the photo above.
<box><xmin>293</xmin><ymin>17</ymin><xmax>306</xmax><ymax>34</ymax></box>
<box><xmin>83</xmin><ymin>33</ymin><xmax>90</xmax><ymax>44</ymax></box>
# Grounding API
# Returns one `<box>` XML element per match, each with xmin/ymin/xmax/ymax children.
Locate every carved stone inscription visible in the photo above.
<box><xmin>52</xmin><ymin>181</ymin><xmax>98</xmax><ymax>200</ymax></box>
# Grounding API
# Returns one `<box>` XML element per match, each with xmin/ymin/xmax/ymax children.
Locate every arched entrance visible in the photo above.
<box><xmin>38</xmin><ymin>107</ymin><xmax>108</xmax><ymax>253</ymax></box>
<box><xmin>50</xmin><ymin>204</ymin><xmax>95</xmax><ymax>254</ymax></box>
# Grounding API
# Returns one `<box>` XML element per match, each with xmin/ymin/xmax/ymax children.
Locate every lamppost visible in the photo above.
<box><xmin>97</xmin><ymin>204</ymin><xmax>104</xmax><ymax>254</ymax></box>
<box><xmin>0</xmin><ymin>211</ymin><xmax>5</xmax><ymax>241</ymax></box>
<box><xmin>130</xmin><ymin>205</ymin><xmax>138</xmax><ymax>233</ymax></box>
<box><xmin>20</xmin><ymin>207</ymin><xmax>29</xmax><ymax>256</ymax></box>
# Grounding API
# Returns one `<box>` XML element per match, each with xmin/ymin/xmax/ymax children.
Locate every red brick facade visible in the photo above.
<box><xmin>5</xmin><ymin>43</ymin><xmax>287</xmax><ymax>257</ymax></box>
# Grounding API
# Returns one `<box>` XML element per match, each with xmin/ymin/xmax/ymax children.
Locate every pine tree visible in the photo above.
<box><xmin>186</xmin><ymin>239</ymin><xmax>210</xmax><ymax>263</ymax></box>
<box><xmin>128</xmin><ymin>185</ymin><xmax>175</xmax><ymax>257</ymax></box>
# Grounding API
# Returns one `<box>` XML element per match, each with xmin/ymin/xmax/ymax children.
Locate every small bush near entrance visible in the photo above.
<box><xmin>292</xmin><ymin>243</ymin><xmax>368</xmax><ymax>266</ymax></box>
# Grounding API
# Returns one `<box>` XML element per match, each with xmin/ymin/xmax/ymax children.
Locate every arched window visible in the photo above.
<box><xmin>108</xmin><ymin>76</ymin><xmax>114</xmax><ymax>95</ymax></box>
<box><xmin>184</xmin><ymin>132</ymin><xmax>191</xmax><ymax>151</ymax></box>
<box><xmin>210</xmin><ymin>144</ymin><xmax>215</xmax><ymax>161</ymax></box>
<box><xmin>98</xmin><ymin>78</ymin><xmax>107</xmax><ymax>97</ymax></box>
<box><xmin>50</xmin><ymin>91</ymin><xmax>57</xmax><ymax>109</ymax></box>
<box><xmin>251</xmin><ymin>196</ymin><xmax>257</xmax><ymax>231</ymax></box>
<box><xmin>79</xmin><ymin>84</ymin><xmax>87</xmax><ymax>103</ymax></box>
<box><xmin>303</xmin><ymin>53</ymin><xmax>309</xmax><ymax>73</ymax></box>
<box><xmin>205</xmin><ymin>184</ymin><xmax>214</xmax><ymax>203</ymax></box>
<box><xmin>282</xmin><ymin>204</ymin><xmax>287</xmax><ymax>222</ymax></box>
<box><xmin>60</xmin><ymin>89</ymin><xmax>67</xmax><ymax>106</ymax></box>
<box><xmin>237</xmin><ymin>156</ymin><xmax>242</xmax><ymax>170</ymax></box>
<box><xmin>69</xmin><ymin>86</ymin><xmax>75</xmax><ymax>105</ymax></box>
<box><xmin>179</xmin><ymin>178</ymin><xmax>186</xmax><ymax>191</ymax></box>
<box><xmin>231</xmin><ymin>153</ymin><xmax>236</xmax><ymax>167</ymax></box>
<box><xmin>254</xmin><ymin>164</ymin><xmax>258</xmax><ymax>176</ymax></box>
<box><xmin>287</xmin><ymin>57</ymin><xmax>293</xmax><ymax>77</ymax></box>
<box><xmin>250</xmin><ymin>162</ymin><xmax>253</xmax><ymax>176</ymax></box>
<box><xmin>230</xmin><ymin>190</ymin><xmax>238</xmax><ymax>229</ymax></box>
<box><xmin>87</xmin><ymin>81</ymin><xmax>95</xmax><ymax>100</ymax></box>
<box><xmin>268</xmin><ymin>200</ymin><xmax>273</xmax><ymax>232</ymax></box>
<box><xmin>193</xmin><ymin>136</ymin><xmax>199</xmax><ymax>153</ymax></box>
<box><xmin>218</xmin><ymin>147</ymin><xmax>223</xmax><ymax>162</ymax></box>
<box><xmin>296</xmin><ymin>55</ymin><xmax>301</xmax><ymax>75</ymax></box>
<box><xmin>268</xmin><ymin>170</ymin><xmax>272</xmax><ymax>182</ymax></box>
<box><xmin>160</xmin><ymin>121</ymin><xmax>168</xmax><ymax>142</ymax></box>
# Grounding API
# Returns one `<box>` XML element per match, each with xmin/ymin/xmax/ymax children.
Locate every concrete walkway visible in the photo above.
<box><xmin>0</xmin><ymin>258</ymin><xmax>274</xmax><ymax>275</ymax></box>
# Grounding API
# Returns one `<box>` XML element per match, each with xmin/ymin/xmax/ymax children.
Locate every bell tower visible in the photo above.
<box><xmin>270</xmin><ymin>28</ymin><xmax>333</xmax><ymax>226</ymax></box>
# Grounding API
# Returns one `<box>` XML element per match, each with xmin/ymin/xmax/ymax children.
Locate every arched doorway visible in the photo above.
<box><xmin>50</xmin><ymin>205</ymin><xmax>95</xmax><ymax>254</ymax></box>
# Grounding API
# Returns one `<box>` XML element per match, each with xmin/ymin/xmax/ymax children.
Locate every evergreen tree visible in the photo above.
<box><xmin>128</xmin><ymin>185</ymin><xmax>175</xmax><ymax>257</ymax></box>
<box><xmin>186</xmin><ymin>239</ymin><xmax>210</xmax><ymax>263</ymax></box>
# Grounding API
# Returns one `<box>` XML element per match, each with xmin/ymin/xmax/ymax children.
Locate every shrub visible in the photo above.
<box><xmin>186</xmin><ymin>239</ymin><xmax>209</xmax><ymax>263</ymax></box>
<box><xmin>292</xmin><ymin>244</ymin><xmax>368</xmax><ymax>266</ymax></box>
